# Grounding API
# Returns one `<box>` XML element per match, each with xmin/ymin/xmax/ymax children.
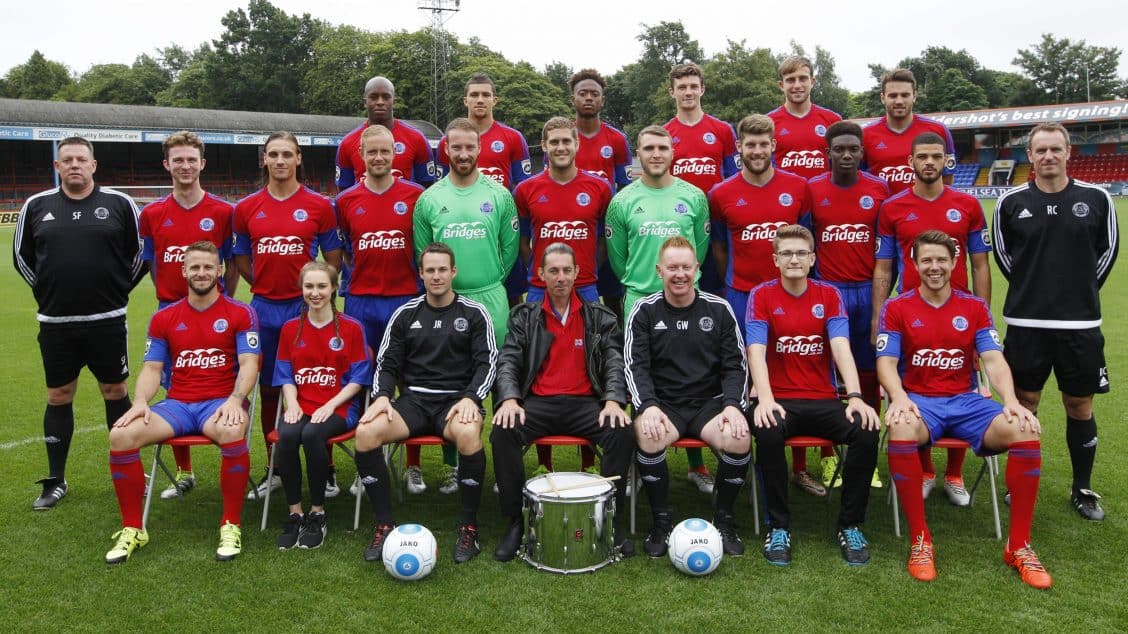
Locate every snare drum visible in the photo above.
<box><xmin>522</xmin><ymin>471</ymin><xmax>616</xmax><ymax>574</ymax></box>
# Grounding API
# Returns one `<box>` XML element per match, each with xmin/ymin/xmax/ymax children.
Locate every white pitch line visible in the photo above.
<box><xmin>0</xmin><ymin>425</ymin><xmax>105</xmax><ymax>450</ymax></box>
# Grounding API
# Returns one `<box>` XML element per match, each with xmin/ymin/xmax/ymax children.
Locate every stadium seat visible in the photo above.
<box><xmin>258</xmin><ymin>428</ymin><xmax>362</xmax><ymax>532</ymax></box>
<box><xmin>140</xmin><ymin>387</ymin><xmax>258</xmax><ymax>531</ymax></box>
<box><xmin>887</xmin><ymin>437</ymin><xmax>1001</xmax><ymax>540</ymax></box>
<box><xmin>628</xmin><ymin>437</ymin><xmax>714</xmax><ymax>535</ymax></box>
<box><xmin>749</xmin><ymin>436</ymin><xmax>845</xmax><ymax>536</ymax></box>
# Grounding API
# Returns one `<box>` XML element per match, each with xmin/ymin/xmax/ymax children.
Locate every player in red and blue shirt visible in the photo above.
<box><xmin>105</xmin><ymin>242</ymin><xmax>259</xmax><ymax>564</ymax></box>
<box><xmin>140</xmin><ymin>131</ymin><xmax>238</xmax><ymax>489</ymax></box>
<box><xmin>709</xmin><ymin>114</ymin><xmax>811</xmax><ymax>325</ymax></box>
<box><xmin>877</xmin><ymin>229</ymin><xmax>1051</xmax><ymax>589</ymax></box>
<box><xmin>437</xmin><ymin>73</ymin><xmax>532</xmax><ymax>305</ymax></box>
<box><xmin>862</xmin><ymin>69</ymin><xmax>956</xmax><ymax>193</ymax></box>
<box><xmin>271</xmin><ymin>262</ymin><xmax>371</xmax><ymax>548</ymax></box>
<box><xmin>233</xmin><ymin>132</ymin><xmax>344</xmax><ymax>475</ymax></box>
<box><xmin>335</xmin><ymin>76</ymin><xmax>436</xmax><ymax>190</ymax></box>
<box><xmin>746</xmin><ymin>223</ymin><xmax>880</xmax><ymax>566</ymax></box>
<box><xmin>872</xmin><ymin>131</ymin><xmax>990</xmax><ymax>502</ymax></box>
<box><xmin>767</xmin><ymin>56</ymin><xmax>843</xmax><ymax>180</ymax></box>
<box><xmin>514</xmin><ymin>118</ymin><xmax>613</xmax><ymax>304</ymax></box>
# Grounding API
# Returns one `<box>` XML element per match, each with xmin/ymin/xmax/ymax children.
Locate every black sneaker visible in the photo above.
<box><xmin>1072</xmin><ymin>488</ymin><xmax>1106</xmax><ymax>521</ymax></box>
<box><xmin>493</xmin><ymin>518</ymin><xmax>523</xmax><ymax>562</ymax></box>
<box><xmin>714</xmin><ymin>511</ymin><xmax>745</xmax><ymax>556</ymax></box>
<box><xmin>453</xmin><ymin>523</ymin><xmax>481</xmax><ymax>563</ymax></box>
<box><xmin>644</xmin><ymin>512</ymin><xmax>673</xmax><ymax>558</ymax></box>
<box><xmin>33</xmin><ymin>477</ymin><xmax>68</xmax><ymax>511</ymax></box>
<box><xmin>364</xmin><ymin>523</ymin><xmax>395</xmax><ymax>562</ymax></box>
<box><xmin>277</xmin><ymin>513</ymin><xmax>303</xmax><ymax>550</ymax></box>
<box><xmin>614</xmin><ymin>527</ymin><xmax>636</xmax><ymax>558</ymax></box>
<box><xmin>298</xmin><ymin>512</ymin><xmax>326</xmax><ymax>549</ymax></box>
<box><xmin>837</xmin><ymin>526</ymin><xmax>870</xmax><ymax>565</ymax></box>
<box><xmin>762</xmin><ymin>528</ymin><xmax>792</xmax><ymax>566</ymax></box>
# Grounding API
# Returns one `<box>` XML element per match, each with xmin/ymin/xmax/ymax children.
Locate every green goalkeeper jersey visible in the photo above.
<box><xmin>413</xmin><ymin>174</ymin><xmax>520</xmax><ymax>292</ymax></box>
<box><xmin>605</xmin><ymin>177</ymin><xmax>710</xmax><ymax>296</ymax></box>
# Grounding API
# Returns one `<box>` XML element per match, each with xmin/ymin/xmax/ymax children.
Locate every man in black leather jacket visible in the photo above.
<box><xmin>490</xmin><ymin>242</ymin><xmax>635</xmax><ymax>561</ymax></box>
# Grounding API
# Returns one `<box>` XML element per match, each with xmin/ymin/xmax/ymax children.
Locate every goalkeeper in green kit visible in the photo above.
<box><xmin>607</xmin><ymin>125</ymin><xmax>711</xmax><ymax>318</ymax></box>
<box><xmin>414</xmin><ymin>118</ymin><xmax>520</xmax><ymax>349</ymax></box>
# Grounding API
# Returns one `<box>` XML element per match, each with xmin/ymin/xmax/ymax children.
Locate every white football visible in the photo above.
<box><xmin>667</xmin><ymin>518</ymin><xmax>723</xmax><ymax>576</ymax></box>
<box><xmin>383</xmin><ymin>524</ymin><xmax>437</xmax><ymax>581</ymax></box>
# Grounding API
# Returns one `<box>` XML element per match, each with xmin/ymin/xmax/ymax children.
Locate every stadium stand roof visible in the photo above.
<box><xmin>0</xmin><ymin>98</ymin><xmax>441</xmax><ymax>145</ymax></box>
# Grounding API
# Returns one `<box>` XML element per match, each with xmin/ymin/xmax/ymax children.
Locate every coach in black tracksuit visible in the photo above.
<box><xmin>13</xmin><ymin>136</ymin><xmax>146</xmax><ymax>511</ymax></box>
<box><xmin>992</xmin><ymin>122</ymin><xmax>1119</xmax><ymax>521</ymax></box>
<box><xmin>625</xmin><ymin>236</ymin><xmax>751</xmax><ymax>558</ymax></box>
<box><xmin>490</xmin><ymin>243</ymin><xmax>634</xmax><ymax>561</ymax></box>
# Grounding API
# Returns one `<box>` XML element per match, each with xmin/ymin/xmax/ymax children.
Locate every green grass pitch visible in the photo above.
<box><xmin>1</xmin><ymin>199</ymin><xmax>1126</xmax><ymax>631</ymax></box>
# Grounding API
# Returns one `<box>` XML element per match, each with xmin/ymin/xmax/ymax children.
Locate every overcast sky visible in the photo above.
<box><xmin>5</xmin><ymin>0</ymin><xmax>1125</xmax><ymax>94</ymax></box>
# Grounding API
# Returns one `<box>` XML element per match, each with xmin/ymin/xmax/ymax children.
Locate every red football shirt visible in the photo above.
<box><xmin>275</xmin><ymin>313</ymin><xmax>371</xmax><ymax>419</ymax></box>
<box><xmin>145</xmin><ymin>295</ymin><xmax>260</xmax><ymax>402</ymax></box>
<box><xmin>747</xmin><ymin>279</ymin><xmax>849</xmax><ymax>400</ymax></box>
<box><xmin>709</xmin><ymin>170</ymin><xmax>812</xmax><ymax>291</ymax></box>
<box><xmin>807</xmin><ymin>173</ymin><xmax>891</xmax><ymax>283</ymax></box>
<box><xmin>437</xmin><ymin>121</ymin><xmax>531</xmax><ymax>191</ymax></box>
<box><xmin>334</xmin><ymin>119</ymin><xmax>436</xmax><ymax>189</ymax></box>
<box><xmin>233</xmin><ymin>187</ymin><xmax>342</xmax><ymax>301</ymax></box>
<box><xmin>767</xmin><ymin>104</ymin><xmax>842</xmax><ymax>180</ymax></box>
<box><xmin>876</xmin><ymin>186</ymin><xmax>990</xmax><ymax>293</ymax></box>
<box><xmin>574</xmin><ymin>121</ymin><xmax>632</xmax><ymax>190</ymax></box>
<box><xmin>665</xmin><ymin>114</ymin><xmax>740</xmax><ymax>194</ymax></box>
<box><xmin>335</xmin><ymin>179</ymin><xmax>425</xmax><ymax>297</ymax></box>
<box><xmin>876</xmin><ymin>289</ymin><xmax>1001</xmax><ymax>397</ymax></box>
<box><xmin>862</xmin><ymin>115</ymin><xmax>956</xmax><ymax>193</ymax></box>
<box><xmin>530</xmin><ymin>293</ymin><xmax>593</xmax><ymax>397</ymax></box>
<box><xmin>139</xmin><ymin>193</ymin><xmax>234</xmax><ymax>303</ymax></box>
<box><xmin>513</xmin><ymin>170</ymin><xmax>612</xmax><ymax>288</ymax></box>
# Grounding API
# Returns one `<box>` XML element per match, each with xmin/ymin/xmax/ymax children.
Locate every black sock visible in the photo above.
<box><xmin>44</xmin><ymin>403</ymin><xmax>74</xmax><ymax>480</ymax></box>
<box><xmin>457</xmin><ymin>449</ymin><xmax>486</xmax><ymax>525</ymax></box>
<box><xmin>1066</xmin><ymin>415</ymin><xmax>1098</xmax><ymax>494</ymax></box>
<box><xmin>104</xmin><ymin>396</ymin><xmax>131</xmax><ymax>431</ymax></box>
<box><xmin>355</xmin><ymin>448</ymin><xmax>393</xmax><ymax>524</ymax></box>
<box><xmin>714</xmin><ymin>451</ymin><xmax>751</xmax><ymax>515</ymax></box>
<box><xmin>636</xmin><ymin>449</ymin><xmax>670</xmax><ymax>520</ymax></box>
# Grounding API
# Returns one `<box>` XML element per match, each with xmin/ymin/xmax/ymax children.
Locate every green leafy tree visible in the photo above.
<box><xmin>702</xmin><ymin>40</ymin><xmax>778</xmax><ymax>124</ymax></box>
<box><xmin>61</xmin><ymin>55</ymin><xmax>171</xmax><ymax>105</ymax></box>
<box><xmin>925</xmin><ymin>68</ymin><xmax>989</xmax><ymax>112</ymax></box>
<box><xmin>1014</xmin><ymin>34</ymin><xmax>1124</xmax><ymax>103</ymax></box>
<box><xmin>301</xmin><ymin>24</ymin><xmax>382</xmax><ymax>116</ymax></box>
<box><xmin>448</xmin><ymin>52</ymin><xmax>568</xmax><ymax>143</ymax></box>
<box><xmin>2</xmin><ymin>50</ymin><xmax>72</xmax><ymax>100</ymax></box>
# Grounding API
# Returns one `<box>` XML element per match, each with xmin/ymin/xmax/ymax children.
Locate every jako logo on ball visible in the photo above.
<box><xmin>668</xmin><ymin>518</ymin><xmax>723</xmax><ymax>576</ymax></box>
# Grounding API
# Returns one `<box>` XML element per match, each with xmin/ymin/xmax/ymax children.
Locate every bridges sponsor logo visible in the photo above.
<box><xmin>256</xmin><ymin>236</ymin><xmax>306</xmax><ymax>256</ymax></box>
<box><xmin>637</xmin><ymin>221</ymin><xmax>681</xmax><ymax>238</ymax></box>
<box><xmin>672</xmin><ymin>157</ymin><xmax>717</xmax><ymax>177</ymax></box>
<box><xmin>910</xmin><ymin>348</ymin><xmax>965</xmax><ymax>370</ymax></box>
<box><xmin>775</xmin><ymin>335</ymin><xmax>824</xmax><ymax>355</ymax></box>
<box><xmin>478</xmin><ymin>166</ymin><xmax>507</xmax><ymax>185</ymax></box>
<box><xmin>740</xmin><ymin>221</ymin><xmax>787</xmax><ymax>242</ymax></box>
<box><xmin>441</xmin><ymin>222</ymin><xmax>489</xmax><ymax>240</ymax></box>
<box><xmin>821</xmin><ymin>224</ymin><xmax>871</xmax><ymax>243</ymax></box>
<box><xmin>779</xmin><ymin>150</ymin><xmax>826</xmax><ymax>170</ymax></box>
<box><xmin>358</xmin><ymin>230</ymin><xmax>407</xmax><ymax>251</ymax></box>
<box><xmin>879</xmin><ymin>165</ymin><xmax>915</xmax><ymax>184</ymax></box>
<box><xmin>174</xmin><ymin>348</ymin><xmax>227</xmax><ymax>370</ymax></box>
<box><xmin>295</xmin><ymin>366</ymin><xmax>338</xmax><ymax>387</ymax></box>
<box><xmin>540</xmin><ymin>221</ymin><xmax>589</xmax><ymax>241</ymax></box>
<box><xmin>162</xmin><ymin>245</ymin><xmax>189</xmax><ymax>263</ymax></box>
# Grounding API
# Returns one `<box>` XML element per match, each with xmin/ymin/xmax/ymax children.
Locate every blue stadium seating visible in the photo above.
<box><xmin>952</xmin><ymin>163</ymin><xmax>981</xmax><ymax>187</ymax></box>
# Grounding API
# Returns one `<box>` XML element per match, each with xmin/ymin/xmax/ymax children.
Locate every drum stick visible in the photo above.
<box><xmin>545</xmin><ymin>472</ymin><xmax>560</xmax><ymax>494</ymax></box>
<box><xmin>546</xmin><ymin>475</ymin><xmax>621</xmax><ymax>493</ymax></box>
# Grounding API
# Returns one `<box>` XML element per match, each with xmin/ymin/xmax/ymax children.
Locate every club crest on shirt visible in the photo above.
<box><xmin>703</xmin><ymin>132</ymin><xmax>717</xmax><ymax>144</ymax></box>
<box><xmin>293</xmin><ymin>209</ymin><xmax>308</xmax><ymax>222</ymax></box>
<box><xmin>815</xmin><ymin>124</ymin><xmax>827</xmax><ymax>136</ymax></box>
<box><xmin>199</xmin><ymin>217</ymin><xmax>215</xmax><ymax>231</ymax></box>
<box><xmin>811</xmin><ymin>304</ymin><xmax>824</xmax><ymax>319</ymax></box>
<box><xmin>480</xmin><ymin>201</ymin><xmax>494</xmax><ymax>214</ymax></box>
<box><xmin>1072</xmin><ymin>202</ymin><xmax>1090</xmax><ymax>218</ymax></box>
<box><xmin>394</xmin><ymin>142</ymin><xmax>406</xmax><ymax>154</ymax></box>
<box><xmin>600</xmin><ymin>145</ymin><xmax>613</xmax><ymax>158</ymax></box>
<box><xmin>491</xmin><ymin>140</ymin><xmax>505</xmax><ymax>153</ymax></box>
<box><xmin>779</xmin><ymin>193</ymin><xmax>793</xmax><ymax>207</ymax></box>
<box><xmin>394</xmin><ymin>201</ymin><xmax>408</xmax><ymax>215</ymax></box>
<box><xmin>576</xmin><ymin>193</ymin><xmax>591</xmax><ymax>207</ymax></box>
<box><xmin>94</xmin><ymin>207</ymin><xmax>110</xmax><ymax>220</ymax></box>
<box><xmin>945</xmin><ymin>208</ymin><xmax>961</xmax><ymax>223</ymax></box>
<box><xmin>674</xmin><ymin>202</ymin><xmax>688</xmax><ymax>214</ymax></box>
<box><xmin>329</xmin><ymin>337</ymin><xmax>344</xmax><ymax>351</ymax></box>
<box><xmin>453</xmin><ymin>317</ymin><xmax>468</xmax><ymax>332</ymax></box>
<box><xmin>859</xmin><ymin>196</ymin><xmax>874</xmax><ymax>210</ymax></box>
<box><xmin>698</xmin><ymin>317</ymin><xmax>714</xmax><ymax>332</ymax></box>
<box><xmin>952</xmin><ymin>316</ymin><xmax>968</xmax><ymax>331</ymax></box>
<box><xmin>213</xmin><ymin>319</ymin><xmax>228</xmax><ymax>333</ymax></box>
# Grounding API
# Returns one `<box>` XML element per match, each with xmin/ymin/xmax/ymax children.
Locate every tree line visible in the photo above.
<box><xmin>2</xmin><ymin>0</ymin><xmax>1124</xmax><ymax>145</ymax></box>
